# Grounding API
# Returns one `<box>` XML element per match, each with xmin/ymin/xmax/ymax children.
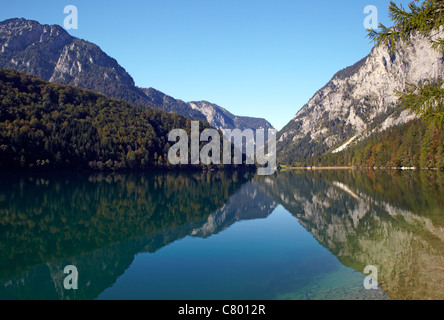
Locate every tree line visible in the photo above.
<box><xmin>0</xmin><ymin>69</ymin><xmax>250</xmax><ymax>172</ymax></box>
<box><xmin>305</xmin><ymin>118</ymin><xmax>444</xmax><ymax>169</ymax></box>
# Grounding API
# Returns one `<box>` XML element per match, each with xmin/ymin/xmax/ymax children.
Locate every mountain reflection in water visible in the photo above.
<box><xmin>0</xmin><ymin>170</ymin><xmax>443</xmax><ymax>300</ymax></box>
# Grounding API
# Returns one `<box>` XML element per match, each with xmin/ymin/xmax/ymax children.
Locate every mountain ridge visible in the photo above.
<box><xmin>277</xmin><ymin>30</ymin><xmax>444</xmax><ymax>165</ymax></box>
<box><xmin>0</xmin><ymin>18</ymin><xmax>273</xmax><ymax>132</ymax></box>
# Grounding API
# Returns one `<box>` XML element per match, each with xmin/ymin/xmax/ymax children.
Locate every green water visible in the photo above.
<box><xmin>0</xmin><ymin>170</ymin><xmax>443</xmax><ymax>300</ymax></box>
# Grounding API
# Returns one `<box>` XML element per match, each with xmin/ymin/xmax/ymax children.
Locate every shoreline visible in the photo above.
<box><xmin>285</xmin><ymin>166</ymin><xmax>352</xmax><ymax>170</ymax></box>
<box><xmin>280</xmin><ymin>166</ymin><xmax>444</xmax><ymax>171</ymax></box>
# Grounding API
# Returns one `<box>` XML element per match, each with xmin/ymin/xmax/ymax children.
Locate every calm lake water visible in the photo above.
<box><xmin>0</xmin><ymin>169</ymin><xmax>443</xmax><ymax>300</ymax></box>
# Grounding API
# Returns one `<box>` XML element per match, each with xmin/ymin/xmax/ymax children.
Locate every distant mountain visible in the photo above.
<box><xmin>141</xmin><ymin>87</ymin><xmax>274</xmax><ymax>132</ymax></box>
<box><xmin>0</xmin><ymin>18</ymin><xmax>273</xmax><ymax>132</ymax></box>
<box><xmin>140</xmin><ymin>87</ymin><xmax>204</xmax><ymax>120</ymax></box>
<box><xmin>0</xmin><ymin>68</ymin><xmax>218</xmax><ymax>170</ymax></box>
<box><xmin>187</xmin><ymin>100</ymin><xmax>273</xmax><ymax>132</ymax></box>
<box><xmin>277</xmin><ymin>30</ymin><xmax>444</xmax><ymax>165</ymax></box>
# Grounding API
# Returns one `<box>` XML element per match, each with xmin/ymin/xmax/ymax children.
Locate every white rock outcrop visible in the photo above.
<box><xmin>278</xmin><ymin>31</ymin><xmax>444</xmax><ymax>159</ymax></box>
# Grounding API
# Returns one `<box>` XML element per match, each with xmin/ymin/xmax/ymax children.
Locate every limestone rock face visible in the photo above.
<box><xmin>278</xmin><ymin>31</ymin><xmax>444</xmax><ymax>163</ymax></box>
<box><xmin>0</xmin><ymin>18</ymin><xmax>143</xmax><ymax>105</ymax></box>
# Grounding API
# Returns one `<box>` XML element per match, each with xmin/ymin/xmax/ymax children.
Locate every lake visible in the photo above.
<box><xmin>0</xmin><ymin>169</ymin><xmax>443</xmax><ymax>300</ymax></box>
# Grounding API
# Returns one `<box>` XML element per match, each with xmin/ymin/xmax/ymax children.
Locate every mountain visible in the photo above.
<box><xmin>0</xmin><ymin>18</ymin><xmax>149</xmax><ymax>107</ymax></box>
<box><xmin>0</xmin><ymin>68</ymin><xmax>219</xmax><ymax>170</ymax></box>
<box><xmin>140</xmin><ymin>87</ymin><xmax>273</xmax><ymax>132</ymax></box>
<box><xmin>312</xmin><ymin>117</ymin><xmax>444</xmax><ymax>169</ymax></box>
<box><xmin>0</xmin><ymin>18</ymin><xmax>273</xmax><ymax>132</ymax></box>
<box><xmin>277</xmin><ymin>30</ymin><xmax>444</xmax><ymax>165</ymax></box>
<box><xmin>187</xmin><ymin>100</ymin><xmax>273</xmax><ymax>132</ymax></box>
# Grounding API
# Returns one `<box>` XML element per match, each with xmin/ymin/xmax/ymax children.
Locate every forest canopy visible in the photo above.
<box><xmin>301</xmin><ymin>118</ymin><xmax>444</xmax><ymax>169</ymax></box>
<box><xmin>0</xmin><ymin>68</ymin><xmax>242</xmax><ymax>171</ymax></box>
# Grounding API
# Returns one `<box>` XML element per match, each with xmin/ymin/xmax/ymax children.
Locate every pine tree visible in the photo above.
<box><xmin>367</xmin><ymin>0</ymin><xmax>444</xmax><ymax>126</ymax></box>
<box><xmin>419</xmin><ymin>125</ymin><xmax>434</xmax><ymax>167</ymax></box>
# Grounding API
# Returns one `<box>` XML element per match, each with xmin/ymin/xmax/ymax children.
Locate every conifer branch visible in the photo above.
<box><xmin>367</xmin><ymin>0</ymin><xmax>444</xmax><ymax>126</ymax></box>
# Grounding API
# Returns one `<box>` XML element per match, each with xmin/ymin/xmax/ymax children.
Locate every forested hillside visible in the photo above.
<box><xmin>0</xmin><ymin>69</ymin><xmax>227</xmax><ymax>171</ymax></box>
<box><xmin>0</xmin><ymin>18</ymin><xmax>273</xmax><ymax>134</ymax></box>
<box><xmin>304</xmin><ymin>119</ymin><xmax>444</xmax><ymax>169</ymax></box>
<box><xmin>276</xmin><ymin>22</ymin><xmax>443</xmax><ymax>165</ymax></box>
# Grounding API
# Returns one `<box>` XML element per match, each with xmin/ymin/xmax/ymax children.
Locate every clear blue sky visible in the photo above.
<box><xmin>0</xmin><ymin>0</ymin><xmax>411</xmax><ymax>130</ymax></box>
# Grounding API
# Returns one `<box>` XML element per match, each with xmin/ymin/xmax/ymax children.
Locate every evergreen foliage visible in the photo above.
<box><xmin>0</xmin><ymin>69</ymin><xmax>245</xmax><ymax>171</ymax></box>
<box><xmin>303</xmin><ymin>118</ymin><xmax>444</xmax><ymax>169</ymax></box>
<box><xmin>367</xmin><ymin>0</ymin><xmax>444</xmax><ymax>126</ymax></box>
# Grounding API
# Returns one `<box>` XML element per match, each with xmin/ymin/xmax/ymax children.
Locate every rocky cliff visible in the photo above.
<box><xmin>277</xmin><ymin>31</ymin><xmax>444</xmax><ymax>164</ymax></box>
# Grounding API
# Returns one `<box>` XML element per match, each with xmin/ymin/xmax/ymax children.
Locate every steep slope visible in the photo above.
<box><xmin>0</xmin><ymin>18</ymin><xmax>273</xmax><ymax>132</ymax></box>
<box><xmin>278</xmin><ymin>31</ymin><xmax>444</xmax><ymax>164</ymax></box>
<box><xmin>141</xmin><ymin>87</ymin><xmax>204</xmax><ymax>120</ymax></box>
<box><xmin>0</xmin><ymin>68</ymin><xmax>214</xmax><ymax>170</ymax></box>
<box><xmin>313</xmin><ymin>118</ymin><xmax>444</xmax><ymax>169</ymax></box>
<box><xmin>188</xmin><ymin>100</ymin><xmax>273</xmax><ymax>132</ymax></box>
<box><xmin>141</xmin><ymin>88</ymin><xmax>274</xmax><ymax>132</ymax></box>
<box><xmin>0</xmin><ymin>18</ymin><xmax>149</xmax><ymax>107</ymax></box>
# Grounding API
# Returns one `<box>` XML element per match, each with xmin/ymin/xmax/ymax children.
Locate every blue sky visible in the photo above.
<box><xmin>0</xmin><ymin>0</ymin><xmax>411</xmax><ymax>130</ymax></box>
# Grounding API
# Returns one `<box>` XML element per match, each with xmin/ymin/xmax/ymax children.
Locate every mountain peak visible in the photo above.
<box><xmin>0</xmin><ymin>17</ymin><xmax>41</xmax><ymax>26</ymax></box>
<box><xmin>0</xmin><ymin>17</ymin><xmax>69</xmax><ymax>42</ymax></box>
<box><xmin>0</xmin><ymin>17</ymin><xmax>144</xmax><ymax>104</ymax></box>
<box><xmin>0</xmin><ymin>17</ymin><xmax>274</xmax><ymax>133</ymax></box>
<box><xmin>277</xmin><ymin>30</ymin><xmax>444</xmax><ymax>164</ymax></box>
